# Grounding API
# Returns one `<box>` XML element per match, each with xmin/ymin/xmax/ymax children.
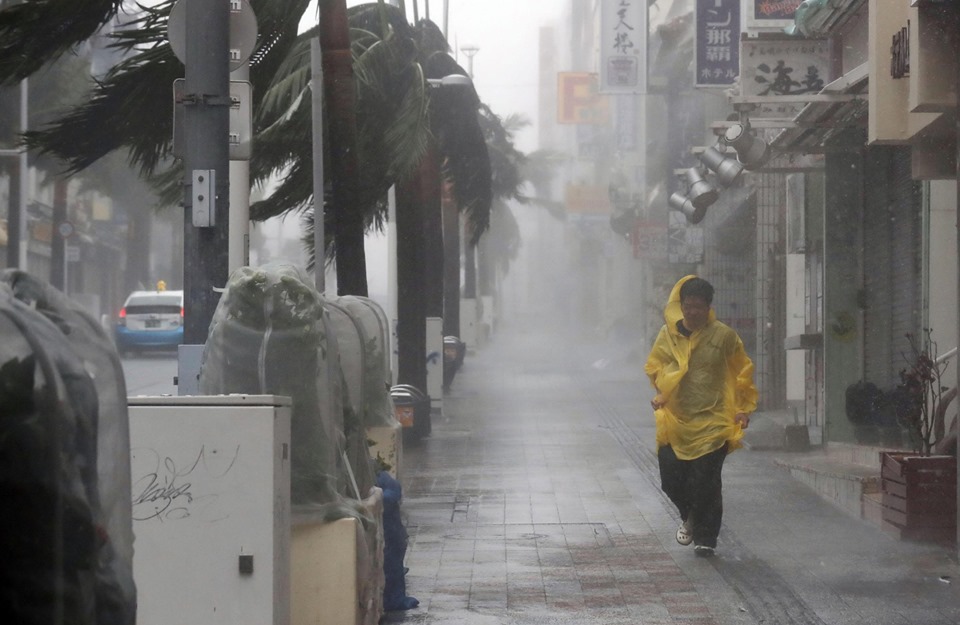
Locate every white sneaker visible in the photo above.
<box><xmin>676</xmin><ymin>521</ymin><xmax>693</xmax><ymax>546</ymax></box>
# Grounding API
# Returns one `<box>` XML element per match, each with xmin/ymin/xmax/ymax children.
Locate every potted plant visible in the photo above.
<box><xmin>880</xmin><ymin>329</ymin><xmax>957</xmax><ymax>544</ymax></box>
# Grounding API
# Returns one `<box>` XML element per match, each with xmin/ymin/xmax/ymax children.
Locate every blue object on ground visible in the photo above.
<box><xmin>377</xmin><ymin>471</ymin><xmax>419</xmax><ymax>611</ymax></box>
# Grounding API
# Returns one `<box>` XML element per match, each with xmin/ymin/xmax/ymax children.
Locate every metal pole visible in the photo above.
<box><xmin>181</xmin><ymin>0</ymin><xmax>230</xmax><ymax>350</ymax></box>
<box><xmin>17</xmin><ymin>77</ymin><xmax>27</xmax><ymax>270</ymax></box>
<box><xmin>5</xmin><ymin>78</ymin><xmax>29</xmax><ymax>270</ymax></box>
<box><xmin>229</xmin><ymin>65</ymin><xmax>250</xmax><ymax>273</ymax></box>
<box><xmin>443</xmin><ymin>0</ymin><xmax>449</xmax><ymax>39</ymax></box>
<box><xmin>311</xmin><ymin>37</ymin><xmax>326</xmax><ymax>292</ymax></box>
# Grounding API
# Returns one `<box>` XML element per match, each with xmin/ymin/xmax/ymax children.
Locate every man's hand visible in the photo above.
<box><xmin>651</xmin><ymin>394</ymin><xmax>667</xmax><ymax>410</ymax></box>
<box><xmin>734</xmin><ymin>412</ymin><xmax>750</xmax><ymax>429</ymax></box>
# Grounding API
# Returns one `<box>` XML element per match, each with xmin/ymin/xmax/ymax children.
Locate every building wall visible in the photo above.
<box><xmin>926</xmin><ymin>180</ymin><xmax>959</xmax><ymax>363</ymax></box>
<box><xmin>823</xmin><ymin>151</ymin><xmax>864</xmax><ymax>444</ymax></box>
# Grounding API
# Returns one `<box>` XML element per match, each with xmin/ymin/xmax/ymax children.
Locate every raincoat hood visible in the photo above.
<box><xmin>664</xmin><ymin>274</ymin><xmax>716</xmax><ymax>335</ymax></box>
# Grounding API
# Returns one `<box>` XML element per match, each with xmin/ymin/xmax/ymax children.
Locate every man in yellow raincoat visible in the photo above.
<box><xmin>644</xmin><ymin>276</ymin><xmax>757</xmax><ymax>557</ymax></box>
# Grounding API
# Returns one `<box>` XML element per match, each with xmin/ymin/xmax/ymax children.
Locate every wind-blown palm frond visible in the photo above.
<box><xmin>522</xmin><ymin>148</ymin><xmax>565</xmax><ymax>195</ymax></box>
<box><xmin>251</xmin><ymin>8</ymin><xmax>432</xmax><ymax>243</ymax></box>
<box><xmin>488</xmin><ymin>199</ymin><xmax>521</xmax><ymax>276</ymax></box>
<box><xmin>24</xmin><ymin>45</ymin><xmax>182</xmax><ymax>176</ymax></box>
<box><xmin>0</xmin><ymin>0</ymin><xmax>124</xmax><ymax>85</ymax></box>
<box><xmin>21</xmin><ymin>0</ymin><xmax>309</xmax><ymax>177</ymax></box>
<box><xmin>347</xmin><ymin>3</ymin><xmax>415</xmax><ymax>41</ymax></box>
<box><xmin>479</xmin><ymin>105</ymin><xmax>529</xmax><ymax>203</ymax></box>
<box><xmin>420</xmin><ymin>50</ymin><xmax>491</xmax><ymax>242</ymax></box>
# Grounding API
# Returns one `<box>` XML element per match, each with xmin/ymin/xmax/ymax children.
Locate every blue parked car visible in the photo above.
<box><xmin>114</xmin><ymin>289</ymin><xmax>184</xmax><ymax>356</ymax></box>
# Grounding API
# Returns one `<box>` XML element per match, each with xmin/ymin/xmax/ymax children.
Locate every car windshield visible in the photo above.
<box><xmin>125</xmin><ymin>294</ymin><xmax>181</xmax><ymax>315</ymax></box>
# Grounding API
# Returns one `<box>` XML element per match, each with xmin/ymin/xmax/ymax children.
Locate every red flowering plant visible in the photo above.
<box><xmin>896</xmin><ymin>329</ymin><xmax>954</xmax><ymax>455</ymax></box>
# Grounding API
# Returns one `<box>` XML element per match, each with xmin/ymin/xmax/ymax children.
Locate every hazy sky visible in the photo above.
<box><xmin>300</xmin><ymin>0</ymin><xmax>568</xmax><ymax>152</ymax></box>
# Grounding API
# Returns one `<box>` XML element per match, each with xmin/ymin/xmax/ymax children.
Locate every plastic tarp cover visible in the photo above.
<box><xmin>199</xmin><ymin>264</ymin><xmax>343</xmax><ymax>506</ymax></box>
<box><xmin>0</xmin><ymin>275</ymin><xmax>136</xmax><ymax>625</ymax></box>
<box><xmin>322</xmin><ymin>301</ymin><xmax>376</xmax><ymax>498</ymax></box>
<box><xmin>335</xmin><ymin>296</ymin><xmax>397</xmax><ymax>428</ymax></box>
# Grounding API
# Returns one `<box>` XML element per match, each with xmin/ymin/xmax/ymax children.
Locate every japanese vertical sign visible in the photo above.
<box><xmin>695</xmin><ymin>0</ymin><xmax>740</xmax><ymax>88</ymax></box>
<box><xmin>600</xmin><ymin>0</ymin><xmax>647</xmax><ymax>93</ymax></box>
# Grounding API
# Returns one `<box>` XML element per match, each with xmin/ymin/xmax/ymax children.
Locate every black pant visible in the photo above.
<box><xmin>657</xmin><ymin>443</ymin><xmax>727</xmax><ymax>548</ymax></box>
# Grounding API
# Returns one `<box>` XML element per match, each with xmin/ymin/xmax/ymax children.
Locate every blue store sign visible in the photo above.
<box><xmin>695</xmin><ymin>0</ymin><xmax>740</xmax><ymax>88</ymax></box>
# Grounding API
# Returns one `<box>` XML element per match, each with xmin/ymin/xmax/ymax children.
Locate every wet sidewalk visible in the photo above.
<box><xmin>389</xmin><ymin>315</ymin><xmax>960</xmax><ymax>625</ymax></box>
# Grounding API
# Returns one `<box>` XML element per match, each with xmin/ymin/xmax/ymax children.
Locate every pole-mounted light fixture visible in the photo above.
<box><xmin>699</xmin><ymin>145</ymin><xmax>744</xmax><ymax>187</ymax></box>
<box><xmin>669</xmin><ymin>166</ymin><xmax>718</xmax><ymax>225</ymax></box>
<box><xmin>723</xmin><ymin>122</ymin><xmax>769</xmax><ymax>170</ymax></box>
<box><xmin>685</xmin><ymin>167</ymin><xmax>719</xmax><ymax>210</ymax></box>
<box><xmin>669</xmin><ymin>191</ymin><xmax>708</xmax><ymax>224</ymax></box>
<box><xmin>426</xmin><ymin>74</ymin><xmax>473</xmax><ymax>89</ymax></box>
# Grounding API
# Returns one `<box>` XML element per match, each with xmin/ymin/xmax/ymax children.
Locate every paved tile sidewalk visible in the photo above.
<box><xmin>387</xmin><ymin>316</ymin><xmax>960</xmax><ymax>625</ymax></box>
<box><xmin>389</xmin><ymin>322</ymin><xmax>738</xmax><ymax>625</ymax></box>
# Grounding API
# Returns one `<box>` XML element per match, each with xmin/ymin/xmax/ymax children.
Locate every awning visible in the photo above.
<box><xmin>769</xmin><ymin>63</ymin><xmax>869</xmax><ymax>153</ymax></box>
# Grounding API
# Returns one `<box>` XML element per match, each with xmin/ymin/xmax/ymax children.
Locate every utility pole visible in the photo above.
<box><xmin>182</xmin><ymin>0</ymin><xmax>230</xmax><ymax>344</ymax></box>
<box><xmin>2</xmin><ymin>77</ymin><xmax>28</xmax><ymax>270</ymax></box>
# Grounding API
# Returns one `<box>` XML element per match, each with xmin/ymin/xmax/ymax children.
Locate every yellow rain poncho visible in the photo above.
<box><xmin>644</xmin><ymin>275</ymin><xmax>758</xmax><ymax>460</ymax></box>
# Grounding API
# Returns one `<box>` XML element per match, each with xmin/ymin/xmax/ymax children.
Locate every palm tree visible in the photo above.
<box><xmin>2</xmin><ymin>1</ymin><xmax>498</xmax><ymax>396</ymax></box>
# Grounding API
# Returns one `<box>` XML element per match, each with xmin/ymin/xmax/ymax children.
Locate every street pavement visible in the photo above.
<box><xmin>387</xmin><ymin>312</ymin><xmax>960</xmax><ymax>625</ymax></box>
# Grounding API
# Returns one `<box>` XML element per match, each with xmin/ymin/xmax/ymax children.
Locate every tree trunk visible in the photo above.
<box><xmin>478</xmin><ymin>231</ymin><xmax>493</xmax><ymax>297</ymax></box>
<box><xmin>423</xmin><ymin>147</ymin><xmax>443</xmax><ymax>319</ymax></box>
<box><xmin>396</xmin><ymin>167</ymin><xmax>428</xmax><ymax>393</ymax></box>
<box><xmin>320</xmin><ymin>0</ymin><xmax>368</xmax><ymax>296</ymax></box>
<box><xmin>463</xmin><ymin>220</ymin><xmax>477</xmax><ymax>299</ymax></box>
<box><xmin>442</xmin><ymin>179</ymin><xmax>460</xmax><ymax>336</ymax></box>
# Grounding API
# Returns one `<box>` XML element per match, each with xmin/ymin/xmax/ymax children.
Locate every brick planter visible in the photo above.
<box><xmin>879</xmin><ymin>452</ymin><xmax>956</xmax><ymax>545</ymax></box>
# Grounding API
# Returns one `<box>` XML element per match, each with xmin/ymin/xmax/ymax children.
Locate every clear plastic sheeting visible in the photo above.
<box><xmin>198</xmin><ymin>263</ymin><xmax>383</xmax><ymax>516</ymax></box>
<box><xmin>200</xmin><ymin>263</ymin><xmax>344</xmax><ymax>506</ymax></box>
<box><xmin>0</xmin><ymin>274</ymin><xmax>136</xmax><ymax>625</ymax></box>
<box><xmin>323</xmin><ymin>300</ymin><xmax>376</xmax><ymax>499</ymax></box>
<box><xmin>333</xmin><ymin>296</ymin><xmax>397</xmax><ymax>428</ymax></box>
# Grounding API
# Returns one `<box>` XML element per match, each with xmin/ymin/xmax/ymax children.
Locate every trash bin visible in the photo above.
<box><xmin>442</xmin><ymin>336</ymin><xmax>465</xmax><ymax>390</ymax></box>
<box><xmin>390</xmin><ymin>384</ymin><xmax>431</xmax><ymax>440</ymax></box>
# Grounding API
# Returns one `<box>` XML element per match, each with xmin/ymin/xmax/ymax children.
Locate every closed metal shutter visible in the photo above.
<box><xmin>862</xmin><ymin>147</ymin><xmax>921</xmax><ymax>389</ymax></box>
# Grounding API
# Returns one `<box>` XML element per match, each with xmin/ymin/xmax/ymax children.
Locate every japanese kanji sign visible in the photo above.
<box><xmin>740</xmin><ymin>36</ymin><xmax>831</xmax><ymax>118</ymax></box>
<box><xmin>599</xmin><ymin>0</ymin><xmax>647</xmax><ymax>93</ymax></box>
<box><xmin>695</xmin><ymin>0</ymin><xmax>740</xmax><ymax>88</ymax></box>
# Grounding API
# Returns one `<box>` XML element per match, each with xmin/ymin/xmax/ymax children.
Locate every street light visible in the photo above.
<box><xmin>426</xmin><ymin>74</ymin><xmax>473</xmax><ymax>89</ymax></box>
<box><xmin>459</xmin><ymin>44</ymin><xmax>479</xmax><ymax>79</ymax></box>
